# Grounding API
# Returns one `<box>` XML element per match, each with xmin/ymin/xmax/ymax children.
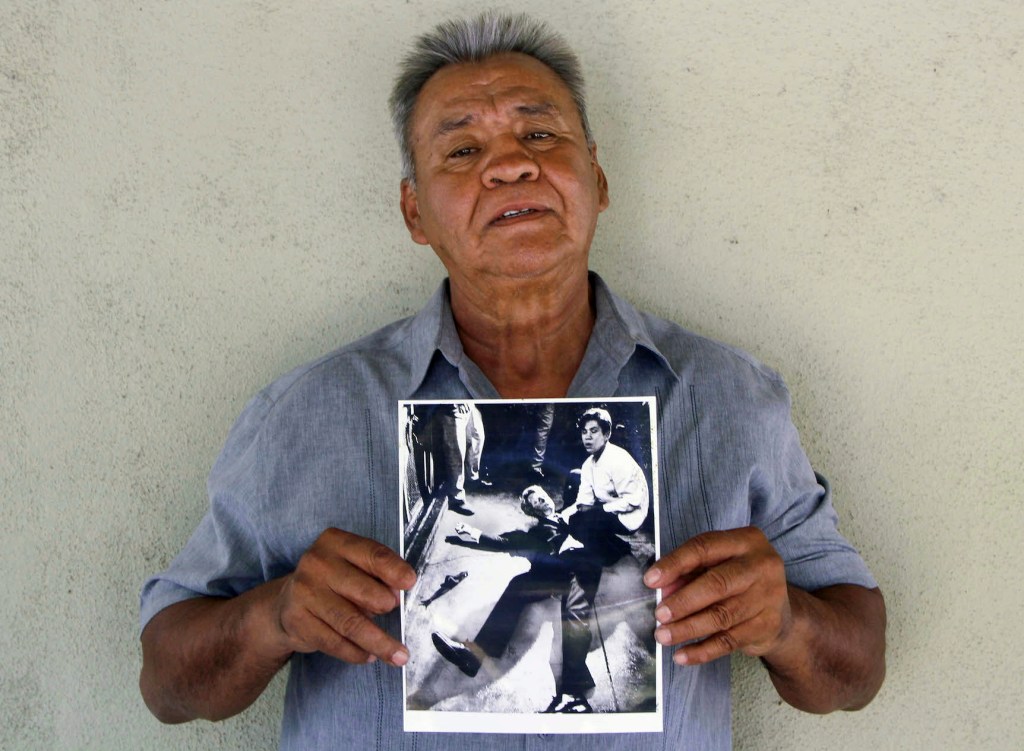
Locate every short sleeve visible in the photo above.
<box><xmin>138</xmin><ymin>393</ymin><xmax>276</xmax><ymax>633</ymax></box>
<box><xmin>750</xmin><ymin>381</ymin><xmax>878</xmax><ymax>592</ymax></box>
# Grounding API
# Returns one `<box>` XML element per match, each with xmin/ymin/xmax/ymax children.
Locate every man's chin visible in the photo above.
<box><xmin>489</xmin><ymin>247</ymin><xmax>587</xmax><ymax>282</ymax></box>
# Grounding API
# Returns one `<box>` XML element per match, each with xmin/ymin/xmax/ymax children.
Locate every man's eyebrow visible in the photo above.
<box><xmin>435</xmin><ymin>114</ymin><xmax>474</xmax><ymax>137</ymax></box>
<box><xmin>515</xmin><ymin>102</ymin><xmax>560</xmax><ymax>118</ymax></box>
<box><xmin>432</xmin><ymin>102</ymin><xmax>563</xmax><ymax>138</ymax></box>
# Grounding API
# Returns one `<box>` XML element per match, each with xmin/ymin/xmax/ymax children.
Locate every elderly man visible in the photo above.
<box><xmin>139</xmin><ymin>12</ymin><xmax>885</xmax><ymax>750</ymax></box>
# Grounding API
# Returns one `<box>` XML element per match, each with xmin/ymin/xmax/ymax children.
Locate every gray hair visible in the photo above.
<box><xmin>389</xmin><ymin>11</ymin><xmax>592</xmax><ymax>182</ymax></box>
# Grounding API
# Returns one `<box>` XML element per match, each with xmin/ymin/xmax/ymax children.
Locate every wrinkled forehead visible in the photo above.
<box><xmin>410</xmin><ymin>53</ymin><xmax>580</xmax><ymax>137</ymax></box>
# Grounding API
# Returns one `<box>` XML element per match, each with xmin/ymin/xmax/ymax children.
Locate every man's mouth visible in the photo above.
<box><xmin>489</xmin><ymin>205</ymin><xmax>547</xmax><ymax>225</ymax></box>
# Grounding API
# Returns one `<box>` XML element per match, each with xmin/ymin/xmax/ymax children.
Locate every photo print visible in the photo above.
<box><xmin>399</xmin><ymin>398</ymin><xmax>661</xmax><ymax>734</ymax></box>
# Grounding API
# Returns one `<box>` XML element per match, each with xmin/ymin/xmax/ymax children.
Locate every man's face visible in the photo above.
<box><xmin>400</xmin><ymin>53</ymin><xmax>609</xmax><ymax>284</ymax></box>
<box><xmin>524</xmin><ymin>488</ymin><xmax>555</xmax><ymax>517</ymax></box>
<box><xmin>581</xmin><ymin>419</ymin><xmax>608</xmax><ymax>455</ymax></box>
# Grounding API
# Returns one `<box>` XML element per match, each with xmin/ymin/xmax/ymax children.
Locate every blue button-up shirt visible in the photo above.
<box><xmin>140</xmin><ymin>273</ymin><xmax>876</xmax><ymax>750</ymax></box>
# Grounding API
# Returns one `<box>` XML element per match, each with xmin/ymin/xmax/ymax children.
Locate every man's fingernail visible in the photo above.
<box><xmin>366</xmin><ymin>655</ymin><xmax>377</xmax><ymax>664</ymax></box>
<box><xmin>674</xmin><ymin>651</ymin><xmax>689</xmax><ymax>665</ymax></box>
<box><xmin>391</xmin><ymin>649</ymin><xmax>409</xmax><ymax>666</ymax></box>
<box><xmin>655</xmin><ymin>606</ymin><xmax>670</xmax><ymax>623</ymax></box>
<box><xmin>644</xmin><ymin>569</ymin><xmax>662</xmax><ymax>586</ymax></box>
<box><xmin>654</xmin><ymin>627</ymin><xmax>671</xmax><ymax>645</ymax></box>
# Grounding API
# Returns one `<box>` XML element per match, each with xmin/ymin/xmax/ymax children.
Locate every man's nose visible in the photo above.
<box><xmin>481</xmin><ymin>139</ymin><xmax>539</xmax><ymax>187</ymax></box>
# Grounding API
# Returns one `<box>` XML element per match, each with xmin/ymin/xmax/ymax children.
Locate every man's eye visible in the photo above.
<box><xmin>525</xmin><ymin>132</ymin><xmax>552</xmax><ymax>141</ymax></box>
<box><xmin>449</xmin><ymin>147</ymin><xmax>476</xmax><ymax>159</ymax></box>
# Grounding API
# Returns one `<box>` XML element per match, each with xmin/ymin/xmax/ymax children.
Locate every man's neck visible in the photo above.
<box><xmin>448</xmin><ymin>267</ymin><xmax>594</xmax><ymax>399</ymax></box>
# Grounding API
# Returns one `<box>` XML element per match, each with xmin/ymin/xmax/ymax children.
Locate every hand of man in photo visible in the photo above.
<box><xmin>454</xmin><ymin>522</ymin><xmax>482</xmax><ymax>543</ymax></box>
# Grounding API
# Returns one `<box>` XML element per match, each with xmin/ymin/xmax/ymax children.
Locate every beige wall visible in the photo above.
<box><xmin>2</xmin><ymin>1</ymin><xmax>1022</xmax><ymax>748</ymax></box>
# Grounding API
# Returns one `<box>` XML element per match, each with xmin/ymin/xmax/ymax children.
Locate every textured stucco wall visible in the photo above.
<box><xmin>2</xmin><ymin>1</ymin><xmax>1021</xmax><ymax>749</ymax></box>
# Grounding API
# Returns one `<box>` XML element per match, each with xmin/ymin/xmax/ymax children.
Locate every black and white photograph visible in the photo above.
<box><xmin>399</xmin><ymin>398</ymin><xmax>661</xmax><ymax>734</ymax></box>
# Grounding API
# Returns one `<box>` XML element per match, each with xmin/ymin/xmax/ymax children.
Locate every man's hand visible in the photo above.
<box><xmin>644</xmin><ymin>527</ymin><xmax>790</xmax><ymax>665</ymax></box>
<box><xmin>274</xmin><ymin>528</ymin><xmax>416</xmax><ymax>667</ymax></box>
<box><xmin>140</xmin><ymin>528</ymin><xmax>415</xmax><ymax>724</ymax></box>
<box><xmin>644</xmin><ymin>527</ymin><xmax>886</xmax><ymax>713</ymax></box>
<box><xmin>453</xmin><ymin>522</ymin><xmax>482</xmax><ymax>543</ymax></box>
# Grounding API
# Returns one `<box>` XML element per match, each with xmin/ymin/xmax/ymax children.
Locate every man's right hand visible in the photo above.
<box><xmin>273</xmin><ymin>528</ymin><xmax>416</xmax><ymax>667</ymax></box>
<box><xmin>140</xmin><ymin>528</ymin><xmax>415</xmax><ymax>724</ymax></box>
<box><xmin>453</xmin><ymin>522</ymin><xmax>482</xmax><ymax>543</ymax></box>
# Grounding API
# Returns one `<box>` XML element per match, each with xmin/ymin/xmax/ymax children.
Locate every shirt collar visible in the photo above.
<box><xmin>402</xmin><ymin>279</ymin><xmax>498</xmax><ymax>398</ymax></box>
<box><xmin>402</xmin><ymin>272</ymin><xmax>679</xmax><ymax>398</ymax></box>
<box><xmin>401</xmin><ymin>280</ymin><xmax>449</xmax><ymax>397</ymax></box>
<box><xmin>567</xmin><ymin>272</ymin><xmax>679</xmax><ymax>395</ymax></box>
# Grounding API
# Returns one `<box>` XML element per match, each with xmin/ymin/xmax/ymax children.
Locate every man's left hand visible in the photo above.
<box><xmin>644</xmin><ymin>527</ymin><xmax>791</xmax><ymax>665</ymax></box>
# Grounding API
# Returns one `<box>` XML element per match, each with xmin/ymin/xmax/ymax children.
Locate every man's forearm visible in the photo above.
<box><xmin>600</xmin><ymin>495</ymin><xmax>638</xmax><ymax>514</ymax></box>
<box><xmin>139</xmin><ymin>578</ymin><xmax>292</xmax><ymax>723</ymax></box>
<box><xmin>761</xmin><ymin>584</ymin><xmax>886</xmax><ymax>713</ymax></box>
<box><xmin>140</xmin><ymin>529</ymin><xmax>415</xmax><ymax>724</ymax></box>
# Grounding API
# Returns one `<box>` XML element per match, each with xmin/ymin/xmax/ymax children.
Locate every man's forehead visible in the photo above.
<box><xmin>413</xmin><ymin>54</ymin><xmax>576</xmax><ymax>133</ymax></box>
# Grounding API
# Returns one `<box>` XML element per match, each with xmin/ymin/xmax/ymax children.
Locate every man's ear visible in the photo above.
<box><xmin>589</xmin><ymin>144</ymin><xmax>610</xmax><ymax>213</ymax></box>
<box><xmin>400</xmin><ymin>179</ymin><xmax>430</xmax><ymax>246</ymax></box>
